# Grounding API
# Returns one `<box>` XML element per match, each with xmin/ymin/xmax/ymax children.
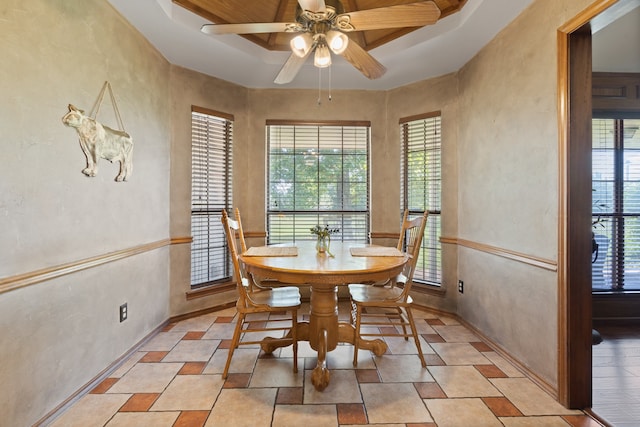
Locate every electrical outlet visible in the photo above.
<box><xmin>458</xmin><ymin>280</ymin><xmax>464</xmax><ymax>294</ymax></box>
<box><xmin>119</xmin><ymin>303</ymin><xmax>128</xmax><ymax>322</ymax></box>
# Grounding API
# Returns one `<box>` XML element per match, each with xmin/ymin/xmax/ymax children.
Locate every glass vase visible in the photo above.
<box><xmin>316</xmin><ymin>235</ymin><xmax>329</xmax><ymax>254</ymax></box>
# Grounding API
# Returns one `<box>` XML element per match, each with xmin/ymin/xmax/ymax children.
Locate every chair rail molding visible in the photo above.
<box><xmin>0</xmin><ymin>237</ymin><xmax>192</xmax><ymax>295</ymax></box>
<box><xmin>440</xmin><ymin>236</ymin><xmax>557</xmax><ymax>272</ymax></box>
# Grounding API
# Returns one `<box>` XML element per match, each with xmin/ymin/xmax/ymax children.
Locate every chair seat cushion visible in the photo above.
<box><xmin>250</xmin><ymin>286</ymin><xmax>301</xmax><ymax>308</ymax></box>
<box><xmin>348</xmin><ymin>283</ymin><xmax>412</xmax><ymax>304</ymax></box>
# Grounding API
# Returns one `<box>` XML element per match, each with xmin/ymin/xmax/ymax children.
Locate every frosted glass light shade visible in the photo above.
<box><xmin>290</xmin><ymin>33</ymin><xmax>313</xmax><ymax>57</ymax></box>
<box><xmin>326</xmin><ymin>30</ymin><xmax>348</xmax><ymax>54</ymax></box>
<box><xmin>314</xmin><ymin>43</ymin><xmax>332</xmax><ymax>68</ymax></box>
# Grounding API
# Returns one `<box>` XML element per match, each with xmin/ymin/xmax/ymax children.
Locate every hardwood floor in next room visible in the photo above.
<box><xmin>592</xmin><ymin>324</ymin><xmax>640</xmax><ymax>427</ymax></box>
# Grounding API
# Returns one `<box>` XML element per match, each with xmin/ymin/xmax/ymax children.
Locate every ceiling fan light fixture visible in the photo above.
<box><xmin>326</xmin><ymin>30</ymin><xmax>348</xmax><ymax>54</ymax></box>
<box><xmin>290</xmin><ymin>33</ymin><xmax>313</xmax><ymax>57</ymax></box>
<box><xmin>314</xmin><ymin>43</ymin><xmax>332</xmax><ymax>68</ymax></box>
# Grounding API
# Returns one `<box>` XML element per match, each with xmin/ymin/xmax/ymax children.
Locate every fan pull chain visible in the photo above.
<box><xmin>317</xmin><ymin>67</ymin><xmax>333</xmax><ymax>106</ymax></box>
<box><xmin>317</xmin><ymin>67</ymin><xmax>322</xmax><ymax>106</ymax></box>
<box><xmin>328</xmin><ymin>66</ymin><xmax>332</xmax><ymax>101</ymax></box>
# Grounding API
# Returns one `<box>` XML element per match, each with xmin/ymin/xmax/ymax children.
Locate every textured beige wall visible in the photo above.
<box><xmin>0</xmin><ymin>0</ymin><xmax>171</xmax><ymax>425</ymax></box>
<box><xmin>454</xmin><ymin>0</ymin><xmax>595</xmax><ymax>388</ymax></box>
<box><xmin>169</xmin><ymin>66</ymin><xmax>249</xmax><ymax>315</ymax></box>
<box><xmin>386</xmin><ymin>74</ymin><xmax>460</xmax><ymax>313</ymax></box>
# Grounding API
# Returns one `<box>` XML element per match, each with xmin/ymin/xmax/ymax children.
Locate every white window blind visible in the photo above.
<box><xmin>592</xmin><ymin>118</ymin><xmax>640</xmax><ymax>291</ymax></box>
<box><xmin>401</xmin><ymin>113</ymin><xmax>442</xmax><ymax>285</ymax></box>
<box><xmin>190</xmin><ymin>107</ymin><xmax>233</xmax><ymax>287</ymax></box>
<box><xmin>266</xmin><ymin>121</ymin><xmax>370</xmax><ymax>244</ymax></box>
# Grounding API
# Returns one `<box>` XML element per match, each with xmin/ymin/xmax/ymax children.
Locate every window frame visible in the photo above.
<box><xmin>190</xmin><ymin>106</ymin><xmax>234</xmax><ymax>289</ymax></box>
<box><xmin>592</xmin><ymin>117</ymin><xmax>640</xmax><ymax>292</ymax></box>
<box><xmin>400</xmin><ymin>111</ymin><xmax>442</xmax><ymax>287</ymax></box>
<box><xmin>266</xmin><ymin>120</ymin><xmax>371</xmax><ymax>245</ymax></box>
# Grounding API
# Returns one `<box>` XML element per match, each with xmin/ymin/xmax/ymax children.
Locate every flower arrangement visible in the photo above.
<box><xmin>310</xmin><ymin>224</ymin><xmax>339</xmax><ymax>238</ymax></box>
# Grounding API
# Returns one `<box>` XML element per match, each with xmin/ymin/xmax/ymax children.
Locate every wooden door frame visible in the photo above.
<box><xmin>557</xmin><ymin>0</ymin><xmax>619</xmax><ymax>408</ymax></box>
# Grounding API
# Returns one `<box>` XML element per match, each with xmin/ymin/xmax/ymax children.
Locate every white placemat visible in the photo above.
<box><xmin>243</xmin><ymin>246</ymin><xmax>298</xmax><ymax>257</ymax></box>
<box><xmin>350</xmin><ymin>246</ymin><xmax>404</xmax><ymax>257</ymax></box>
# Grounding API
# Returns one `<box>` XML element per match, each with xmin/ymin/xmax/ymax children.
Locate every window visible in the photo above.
<box><xmin>401</xmin><ymin>112</ymin><xmax>442</xmax><ymax>285</ymax></box>
<box><xmin>266</xmin><ymin>121</ymin><xmax>370</xmax><ymax>244</ymax></box>
<box><xmin>190</xmin><ymin>107</ymin><xmax>233</xmax><ymax>288</ymax></box>
<box><xmin>592</xmin><ymin>118</ymin><xmax>640</xmax><ymax>291</ymax></box>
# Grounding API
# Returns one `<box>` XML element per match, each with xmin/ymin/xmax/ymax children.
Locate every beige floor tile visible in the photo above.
<box><xmin>170</xmin><ymin>312</ymin><xmax>218</xmax><ymax>331</ymax></box>
<box><xmin>341</xmin><ymin>425</ymin><xmax>405</xmax><ymax>427</ymax></box>
<box><xmin>327</xmin><ymin>344</ymin><xmax>377</xmax><ymax>369</ymax></box>
<box><xmin>280</xmin><ymin>339</ymin><xmax>317</xmax><ymax>358</ymax></box>
<box><xmin>430</xmin><ymin>342</ymin><xmax>491</xmax><ymax>365</ymax></box>
<box><xmin>384</xmin><ymin>334</ymin><xmax>433</xmax><ymax>356</ymax></box>
<box><xmin>434</xmin><ymin>325</ymin><xmax>482</xmax><ymax>343</ymax></box>
<box><xmin>150</xmin><ymin>374</ymin><xmax>224</xmax><ymax>410</ymax></box>
<box><xmin>206</xmin><ymin>388</ymin><xmax>277</xmax><ymax>427</ymax></box>
<box><xmin>428</xmin><ymin>366</ymin><xmax>502</xmax><ymax>397</ymax></box>
<box><xmin>499</xmin><ymin>416</ymin><xmax>577</xmax><ymax>427</ymax></box>
<box><xmin>107</xmin><ymin>363</ymin><xmax>183</xmax><ymax>393</ymax></box>
<box><xmin>350</xmin><ymin>348</ymin><xmax>379</xmax><ymax>368</ymax></box>
<box><xmin>483</xmin><ymin>351</ymin><xmax>526</xmax><ymax>377</ymax></box>
<box><xmin>272</xmin><ymin>404</ymin><xmax>338</xmax><ymax>427</ymax></box>
<box><xmin>426</xmin><ymin>398</ymin><xmax>502</xmax><ymax>427</ymax></box>
<box><xmin>203</xmin><ymin>347</ymin><xmax>259</xmax><ymax>374</ymax></box>
<box><xmin>304</xmin><ymin>369</ymin><xmax>362</xmax><ymax>404</ymax></box>
<box><xmin>140</xmin><ymin>331</ymin><xmax>186</xmax><ymax>352</ymax></box>
<box><xmin>161</xmin><ymin>339</ymin><xmax>219</xmax><ymax>362</ymax></box>
<box><xmin>412</xmin><ymin>318</ymin><xmax>437</xmax><ymax>334</ymax></box>
<box><xmin>49</xmin><ymin>394</ymin><xmax>131</xmax><ymax>427</ymax></box>
<box><xmin>201</xmin><ymin>322</ymin><xmax>236</xmax><ymax>340</ymax></box>
<box><xmin>105</xmin><ymin>411</ymin><xmax>180</xmax><ymax>427</ymax></box>
<box><xmin>249</xmin><ymin>358</ymin><xmax>303</xmax><ymax>388</ymax></box>
<box><xmin>360</xmin><ymin>383</ymin><xmax>432</xmax><ymax>424</ymax></box>
<box><xmin>374</xmin><ymin>354</ymin><xmax>434</xmax><ymax>383</ymax></box>
<box><xmin>437</xmin><ymin>315</ymin><xmax>461</xmax><ymax>326</ymax></box>
<box><xmin>239</xmin><ymin>329</ymin><xmax>284</xmax><ymax>347</ymax></box>
<box><xmin>490</xmin><ymin>377</ymin><xmax>582</xmax><ymax>416</ymax></box>
<box><xmin>110</xmin><ymin>351</ymin><xmax>145</xmax><ymax>378</ymax></box>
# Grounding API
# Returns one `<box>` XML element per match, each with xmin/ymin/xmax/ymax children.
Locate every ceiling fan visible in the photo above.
<box><xmin>199</xmin><ymin>0</ymin><xmax>442</xmax><ymax>84</ymax></box>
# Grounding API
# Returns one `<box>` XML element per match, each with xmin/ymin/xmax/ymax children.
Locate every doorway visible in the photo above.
<box><xmin>559</xmin><ymin>0</ymin><xmax>640</xmax><ymax>414</ymax></box>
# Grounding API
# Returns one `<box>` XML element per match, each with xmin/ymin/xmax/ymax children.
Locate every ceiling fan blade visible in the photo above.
<box><xmin>337</xmin><ymin>1</ymin><xmax>441</xmax><ymax>31</ymax></box>
<box><xmin>274</xmin><ymin>51</ymin><xmax>311</xmax><ymax>84</ymax></box>
<box><xmin>340</xmin><ymin>41</ymin><xmax>386</xmax><ymax>80</ymax></box>
<box><xmin>201</xmin><ymin>22</ymin><xmax>293</xmax><ymax>35</ymax></box>
<box><xmin>297</xmin><ymin>0</ymin><xmax>326</xmax><ymax>13</ymax></box>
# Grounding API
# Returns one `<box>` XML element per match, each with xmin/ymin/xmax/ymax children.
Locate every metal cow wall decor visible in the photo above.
<box><xmin>62</xmin><ymin>104</ymin><xmax>133</xmax><ymax>182</ymax></box>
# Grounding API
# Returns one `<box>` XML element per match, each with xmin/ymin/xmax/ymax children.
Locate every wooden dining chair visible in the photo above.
<box><xmin>220</xmin><ymin>209</ymin><xmax>301</xmax><ymax>379</ymax></box>
<box><xmin>348</xmin><ymin>210</ymin><xmax>428</xmax><ymax>367</ymax></box>
<box><xmin>233</xmin><ymin>207</ymin><xmax>248</xmax><ymax>254</ymax></box>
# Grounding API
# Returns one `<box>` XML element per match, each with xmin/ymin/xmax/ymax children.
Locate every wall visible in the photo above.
<box><xmin>386</xmin><ymin>74</ymin><xmax>460</xmax><ymax>313</ymax></box>
<box><xmin>0</xmin><ymin>0</ymin><xmax>172</xmax><ymax>425</ymax></box>
<box><xmin>453</xmin><ymin>0</ymin><xmax>594</xmax><ymax>389</ymax></box>
<box><xmin>169</xmin><ymin>66</ymin><xmax>249</xmax><ymax>315</ymax></box>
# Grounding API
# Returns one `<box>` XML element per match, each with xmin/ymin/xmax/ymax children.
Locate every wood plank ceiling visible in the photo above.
<box><xmin>172</xmin><ymin>0</ymin><xmax>468</xmax><ymax>52</ymax></box>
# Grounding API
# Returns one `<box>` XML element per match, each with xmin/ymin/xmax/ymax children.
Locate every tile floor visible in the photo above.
<box><xmin>592</xmin><ymin>324</ymin><xmax>640</xmax><ymax>427</ymax></box>
<box><xmin>49</xmin><ymin>302</ymin><xmax>603</xmax><ymax>427</ymax></box>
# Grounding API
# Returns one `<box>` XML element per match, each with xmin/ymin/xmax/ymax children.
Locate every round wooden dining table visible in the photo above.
<box><xmin>240</xmin><ymin>240</ymin><xmax>409</xmax><ymax>391</ymax></box>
